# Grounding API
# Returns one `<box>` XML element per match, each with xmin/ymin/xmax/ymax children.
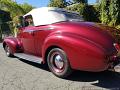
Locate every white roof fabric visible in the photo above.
<box><xmin>23</xmin><ymin>7</ymin><xmax>68</xmax><ymax>26</ymax></box>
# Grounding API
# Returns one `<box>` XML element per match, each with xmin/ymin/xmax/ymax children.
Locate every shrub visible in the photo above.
<box><xmin>100</xmin><ymin>0</ymin><xmax>110</xmax><ymax>24</ymax></box>
<box><xmin>100</xmin><ymin>0</ymin><xmax>120</xmax><ymax>26</ymax></box>
<box><xmin>83</xmin><ymin>4</ymin><xmax>100</xmax><ymax>22</ymax></box>
<box><xmin>109</xmin><ymin>0</ymin><xmax>120</xmax><ymax>26</ymax></box>
<box><xmin>48</xmin><ymin>0</ymin><xmax>66</xmax><ymax>8</ymax></box>
<box><xmin>66</xmin><ymin>3</ymin><xmax>85</xmax><ymax>15</ymax></box>
<box><xmin>66</xmin><ymin>3</ymin><xmax>100</xmax><ymax>22</ymax></box>
<box><xmin>116</xmin><ymin>25</ymin><xmax>120</xmax><ymax>30</ymax></box>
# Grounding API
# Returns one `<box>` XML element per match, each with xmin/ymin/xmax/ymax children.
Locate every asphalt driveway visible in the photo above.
<box><xmin>0</xmin><ymin>43</ymin><xmax>120</xmax><ymax>90</ymax></box>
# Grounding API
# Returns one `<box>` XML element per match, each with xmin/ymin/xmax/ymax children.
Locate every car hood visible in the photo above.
<box><xmin>53</xmin><ymin>21</ymin><xmax>117</xmax><ymax>54</ymax></box>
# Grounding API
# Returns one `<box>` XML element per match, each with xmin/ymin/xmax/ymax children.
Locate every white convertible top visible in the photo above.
<box><xmin>23</xmin><ymin>7</ymin><xmax>68</xmax><ymax>26</ymax></box>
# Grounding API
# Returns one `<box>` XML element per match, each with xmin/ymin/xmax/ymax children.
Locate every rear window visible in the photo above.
<box><xmin>50</xmin><ymin>10</ymin><xmax>84</xmax><ymax>21</ymax></box>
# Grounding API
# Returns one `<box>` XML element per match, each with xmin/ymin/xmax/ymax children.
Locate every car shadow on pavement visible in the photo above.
<box><xmin>66</xmin><ymin>70</ymin><xmax>120</xmax><ymax>89</ymax></box>
<box><xmin>17</xmin><ymin>58</ymin><xmax>120</xmax><ymax>89</ymax></box>
<box><xmin>18</xmin><ymin>58</ymin><xmax>50</xmax><ymax>72</ymax></box>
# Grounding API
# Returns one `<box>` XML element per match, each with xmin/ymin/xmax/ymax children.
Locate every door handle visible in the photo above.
<box><xmin>29</xmin><ymin>30</ymin><xmax>35</xmax><ymax>36</ymax></box>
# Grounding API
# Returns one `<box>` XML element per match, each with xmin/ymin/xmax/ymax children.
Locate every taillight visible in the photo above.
<box><xmin>113</xmin><ymin>43</ymin><xmax>119</xmax><ymax>51</ymax></box>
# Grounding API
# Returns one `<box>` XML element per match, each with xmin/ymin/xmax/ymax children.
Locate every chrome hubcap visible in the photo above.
<box><xmin>54</xmin><ymin>55</ymin><xmax>64</xmax><ymax>69</ymax></box>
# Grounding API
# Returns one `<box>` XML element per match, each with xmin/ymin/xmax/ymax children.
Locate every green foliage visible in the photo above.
<box><xmin>0</xmin><ymin>0</ymin><xmax>34</xmax><ymax>23</ymax></box>
<box><xmin>0</xmin><ymin>0</ymin><xmax>25</xmax><ymax>17</ymax></box>
<box><xmin>66</xmin><ymin>3</ymin><xmax>85</xmax><ymax>14</ymax></box>
<box><xmin>0</xmin><ymin>0</ymin><xmax>34</xmax><ymax>37</ymax></box>
<box><xmin>83</xmin><ymin>5</ymin><xmax>100</xmax><ymax>22</ymax></box>
<box><xmin>100</xmin><ymin>0</ymin><xmax>120</xmax><ymax>26</ymax></box>
<box><xmin>99</xmin><ymin>0</ymin><xmax>120</xmax><ymax>42</ymax></box>
<box><xmin>19</xmin><ymin>3</ymin><xmax>34</xmax><ymax>14</ymax></box>
<box><xmin>109</xmin><ymin>0</ymin><xmax>120</xmax><ymax>26</ymax></box>
<box><xmin>66</xmin><ymin>3</ymin><xmax>100</xmax><ymax>22</ymax></box>
<box><xmin>0</xmin><ymin>10</ymin><xmax>11</xmax><ymax>22</ymax></box>
<box><xmin>93</xmin><ymin>4</ymin><xmax>101</xmax><ymax>21</ymax></box>
<box><xmin>48</xmin><ymin>0</ymin><xmax>66</xmax><ymax>8</ymax></box>
<box><xmin>100</xmin><ymin>0</ymin><xmax>110</xmax><ymax>24</ymax></box>
<box><xmin>72</xmin><ymin>0</ymin><xmax>88</xmax><ymax>3</ymax></box>
<box><xmin>116</xmin><ymin>25</ymin><xmax>120</xmax><ymax>30</ymax></box>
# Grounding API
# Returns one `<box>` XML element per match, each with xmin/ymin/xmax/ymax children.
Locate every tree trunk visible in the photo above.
<box><xmin>0</xmin><ymin>18</ymin><xmax>2</xmax><ymax>42</ymax></box>
<box><xmin>0</xmin><ymin>25</ymin><xmax>2</xmax><ymax>42</ymax></box>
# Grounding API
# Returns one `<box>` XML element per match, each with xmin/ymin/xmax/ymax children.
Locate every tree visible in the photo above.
<box><xmin>19</xmin><ymin>3</ymin><xmax>34</xmax><ymax>14</ymax></box>
<box><xmin>0</xmin><ymin>0</ymin><xmax>25</xmax><ymax>17</ymax></box>
<box><xmin>72</xmin><ymin>0</ymin><xmax>88</xmax><ymax>3</ymax></box>
<box><xmin>109</xmin><ymin>0</ymin><xmax>120</xmax><ymax>26</ymax></box>
<box><xmin>96</xmin><ymin>0</ymin><xmax>100</xmax><ymax>3</ymax></box>
<box><xmin>66</xmin><ymin>3</ymin><xmax>85</xmax><ymax>14</ymax></box>
<box><xmin>0</xmin><ymin>0</ymin><xmax>34</xmax><ymax>23</ymax></box>
<box><xmin>48</xmin><ymin>0</ymin><xmax>66</xmax><ymax>8</ymax></box>
<box><xmin>0</xmin><ymin>0</ymin><xmax>25</xmax><ymax>36</ymax></box>
<box><xmin>100</xmin><ymin>0</ymin><xmax>110</xmax><ymax>24</ymax></box>
<box><xmin>66</xmin><ymin>3</ymin><xmax>100</xmax><ymax>22</ymax></box>
<box><xmin>0</xmin><ymin>0</ymin><xmax>34</xmax><ymax>38</ymax></box>
<box><xmin>100</xmin><ymin>0</ymin><xmax>120</xmax><ymax>26</ymax></box>
<box><xmin>0</xmin><ymin>18</ymin><xmax>2</xmax><ymax>41</ymax></box>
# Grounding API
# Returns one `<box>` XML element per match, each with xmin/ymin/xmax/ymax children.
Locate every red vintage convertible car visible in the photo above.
<box><xmin>3</xmin><ymin>7</ymin><xmax>119</xmax><ymax>78</ymax></box>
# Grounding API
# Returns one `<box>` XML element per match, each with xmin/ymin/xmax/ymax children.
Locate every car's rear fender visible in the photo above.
<box><xmin>42</xmin><ymin>32</ymin><xmax>110</xmax><ymax>71</ymax></box>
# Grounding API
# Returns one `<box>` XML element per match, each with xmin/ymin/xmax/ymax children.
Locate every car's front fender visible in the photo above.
<box><xmin>3</xmin><ymin>36</ymin><xmax>21</xmax><ymax>54</ymax></box>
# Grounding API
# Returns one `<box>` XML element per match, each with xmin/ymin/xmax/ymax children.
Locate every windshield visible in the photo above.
<box><xmin>50</xmin><ymin>10</ymin><xmax>84</xmax><ymax>21</ymax></box>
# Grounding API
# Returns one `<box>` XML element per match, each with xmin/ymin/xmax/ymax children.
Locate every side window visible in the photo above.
<box><xmin>24</xmin><ymin>15</ymin><xmax>34</xmax><ymax>27</ymax></box>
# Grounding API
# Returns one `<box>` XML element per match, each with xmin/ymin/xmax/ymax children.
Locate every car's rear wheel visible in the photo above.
<box><xmin>5</xmin><ymin>45</ymin><xmax>13</xmax><ymax>57</ymax></box>
<box><xmin>47</xmin><ymin>48</ymin><xmax>72</xmax><ymax>78</ymax></box>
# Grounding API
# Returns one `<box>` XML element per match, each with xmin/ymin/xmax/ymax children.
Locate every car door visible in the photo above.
<box><xmin>33</xmin><ymin>26</ymin><xmax>52</xmax><ymax>57</ymax></box>
<box><xmin>21</xmin><ymin>26</ymin><xmax>36</xmax><ymax>55</ymax></box>
<box><xmin>21</xmin><ymin>15</ymin><xmax>36</xmax><ymax>55</ymax></box>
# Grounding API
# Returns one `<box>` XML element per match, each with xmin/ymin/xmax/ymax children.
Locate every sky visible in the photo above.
<box><xmin>16</xmin><ymin>0</ymin><xmax>96</xmax><ymax>8</ymax></box>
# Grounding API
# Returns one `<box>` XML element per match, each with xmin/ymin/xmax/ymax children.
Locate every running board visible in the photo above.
<box><xmin>14</xmin><ymin>53</ymin><xmax>42</xmax><ymax>64</ymax></box>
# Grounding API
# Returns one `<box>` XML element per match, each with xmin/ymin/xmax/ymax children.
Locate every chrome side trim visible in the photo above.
<box><xmin>23</xmin><ymin>27</ymin><xmax>54</xmax><ymax>33</ymax></box>
<box><xmin>23</xmin><ymin>30</ymin><xmax>35</xmax><ymax>33</ymax></box>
